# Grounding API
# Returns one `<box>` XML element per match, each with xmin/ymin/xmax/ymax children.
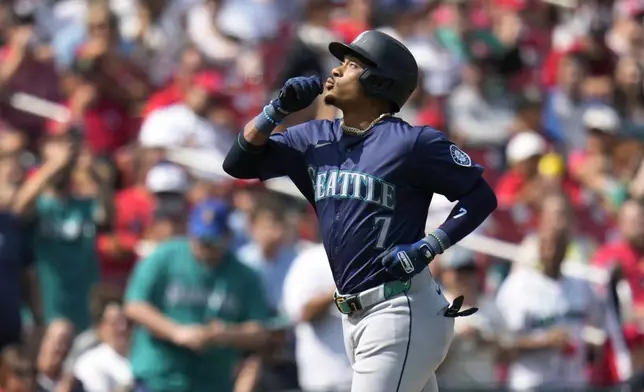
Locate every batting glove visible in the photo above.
<box><xmin>379</xmin><ymin>238</ymin><xmax>440</xmax><ymax>280</ymax></box>
<box><xmin>272</xmin><ymin>76</ymin><xmax>323</xmax><ymax>115</ymax></box>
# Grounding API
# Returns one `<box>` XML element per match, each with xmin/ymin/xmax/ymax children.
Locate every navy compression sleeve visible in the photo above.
<box><xmin>427</xmin><ymin>178</ymin><xmax>497</xmax><ymax>251</ymax></box>
<box><xmin>222</xmin><ymin>133</ymin><xmax>267</xmax><ymax>179</ymax></box>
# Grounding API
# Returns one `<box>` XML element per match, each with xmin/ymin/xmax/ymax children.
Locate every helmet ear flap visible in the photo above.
<box><xmin>359</xmin><ymin>69</ymin><xmax>397</xmax><ymax>111</ymax></box>
<box><xmin>360</xmin><ymin>71</ymin><xmax>394</xmax><ymax>91</ymax></box>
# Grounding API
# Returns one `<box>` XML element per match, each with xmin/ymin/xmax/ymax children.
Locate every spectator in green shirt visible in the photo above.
<box><xmin>125</xmin><ymin>199</ymin><xmax>272</xmax><ymax>392</ymax></box>
<box><xmin>12</xmin><ymin>133</ymin><xmax>114</xmax><ymax>331</ymax></box>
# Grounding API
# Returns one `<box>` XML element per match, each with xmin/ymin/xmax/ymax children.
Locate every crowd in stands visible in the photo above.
<box><xmin>2</xmin><ymin>0</ymin><xmax>644</xmax><ymax>391</ymax></box>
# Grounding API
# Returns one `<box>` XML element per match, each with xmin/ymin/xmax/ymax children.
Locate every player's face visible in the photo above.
<box><xmin>324</xmin><ymin>56</ymin><xmax>367</xmax><ymax>109</ymax></box>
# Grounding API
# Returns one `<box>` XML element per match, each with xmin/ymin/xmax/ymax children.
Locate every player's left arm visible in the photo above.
<box><xmin>411</xmin><ymin>128</ymin><xmax>497</xmax><ymax>253</ymax></box>
<box><xmin>379</xmin><ymin>129</ymin><xmax>497</xmax><ymax>279</ymax></box>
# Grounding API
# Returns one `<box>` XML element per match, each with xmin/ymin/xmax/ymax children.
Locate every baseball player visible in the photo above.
<box><xmin>223</xmin><ymin>30</ymin><xmax>498</xmax><ymax>392</ymax></box>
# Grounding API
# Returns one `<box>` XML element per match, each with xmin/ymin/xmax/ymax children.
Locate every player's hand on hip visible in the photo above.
<box><xmin>272</xmin><ymin>76</ymin><xmax>323</xmax><ymax>115</ymax></box>
<box><xmin>378</xmin><ymin>239</ymin><xmax>436</xmax><ymax>280</ymax></box>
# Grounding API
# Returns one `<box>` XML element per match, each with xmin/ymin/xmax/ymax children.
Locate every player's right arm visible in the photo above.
<box><xmin>223</xmin><ymin>76</ymin><xmax>322</xmax><ymax>180</ymax></box>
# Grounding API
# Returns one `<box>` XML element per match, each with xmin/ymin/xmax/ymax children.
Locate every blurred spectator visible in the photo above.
<box><xmin>141</xmin><ymin>45</ymin><xmax>204</xmax><ymax>118</ymax></box>
<box><xmin>236</xmin><ymin>195</ymin><xmax>300</xmax><ymax>391</ymax></box>
<box><xmin>495</xmin><ymin>131</ymin><xmax>547</xmax><ymax>208</ymax></box>
<box><xmin>237</xmin><ymin>196</ymin><xmax>297</xmax><ymax>313</ymax></box>
<box><xmin>569</xmin><ymin>104</ymin><xmax>626</xmax><ymax>214</ymax></box>
<box><xmin>331</xmin><ymin>0</ymin><xmax>373</xmax><ymax>44</ymax></box>
<box><xmin>124</xmin><ymin>199</ymin><xmax>271</xmax><ymax>392</ymax></box>
<box><xmin>228</xmin><ymin>184</ymin><xmax>259</xmax><ymax>252</ymax></box>
<box><xmin>186</xmin><ymin>0</ymin><xmax>241</xmax><ymax>66</ymax></box>
<box><xmin>0</xmin><ymin>4</ymin><xmax>60</xmax><ymax>142</ymax></box>
<box><xmin>613</xmin><ymin>55</ymin><xmax>644</xmax><ymax>137</ymax></box>
<box><xmin>0</xmin><ymin>344</ymin><xmax>35</xmax><ymax>392</ymax></box>
<box><xmin>138</xmin><ymin>71</ymin><xmax>235</xmax><ymax>156</ymax></box>
<box><xmin>100</xmin><ymin>162</ymin><xmax>189</xmax><ymax>284</ymax></box>
<box><xmin>127</xmin><ymin>0</ymin><xmax>195</xmax><ymax>87</ymax></box>
<box><xmin>436</xmin><ymin>247</ymin><xmax>508</xmax><ymax>390</ymax></box>
<box><xmin>73</xmin><ymin>286</ymin><xmax>132</xmax><ymax>392</ymax></box>
<box><xmin>12</xmin><ymin>134</ymin><xmax>114</xmax><ymax>331</ymax></box>
<box><xmin>36</xmin><ymin>319</ymin><xmax>75</xmax><ymax>392</ymax></box>
<box><xmin>282</xmin><ymin>244</ymin><xmax>351</xmax><ymax>392</ymax></box>
<box><xmin>63</xmin><ymin>284</ymin><xmax>124</xmax><ymax>376</ymax></box>
<box><xmin>496</xmin><ymin>194</ymin><xmax>603</xmax><ymax>390</ymax></box>
<box><xmin>447</xmin><ymin>57</ymin><xmax>516</xmax><ymax>147</ymax></box>
<box><xmin>542</xmin><ymin>53</ymin><xmax>588</xmax><ymax>151</ymax></box>
<box><xmin>0</xmin><ymin>148</ymin><xmax>39</xmax><ymax>351</ymax></box>
<box><xmin>594</xmin><ymin>200</ymin><xmax>644</xmax><ymax>322</ymax></box>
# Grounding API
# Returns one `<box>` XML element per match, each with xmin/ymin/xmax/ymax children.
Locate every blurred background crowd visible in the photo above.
<box><xmin>2</xmin><ymin>0</ymin><xmax>644</xmax><ymax>391</ymax></box>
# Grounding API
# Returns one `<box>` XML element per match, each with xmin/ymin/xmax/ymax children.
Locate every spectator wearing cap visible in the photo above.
<box><xmin>12</xmin><ymin>134</ymin><xmax>114</xmax><ymax>332</ymax></box>
<box><xmin>435</xmin><ymin>247</ymin><xmax>507</xmax><ymax>391</ymax></box>
<box><xmin>124</xmin><ymin>199</ymin><xmax>272</xmax><ymax>392</ymax></box>
<box><xmin>138</xmin><ymin>70</ymin><xmax>235</xmax><ymax>157</ymax></box>
<box><xmin>570</xmin><ymin>104</ymin><xmax>628</xmax><ymax>214</ymax></box>
<box><xmin>99</xmin><ymin>162</ymin><xmax>189</xmax><ymax>285</ymax></box>
<box><xmin>495</xmin><ymin>131</ymin><xmax>547</xmax><ymax>208</ymax></box>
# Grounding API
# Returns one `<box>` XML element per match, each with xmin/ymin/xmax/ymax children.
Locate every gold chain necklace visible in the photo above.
<box><xmin>340</xmin><ymin>113</ymin><xmax>392</xmax><ymax>135</ymax></box>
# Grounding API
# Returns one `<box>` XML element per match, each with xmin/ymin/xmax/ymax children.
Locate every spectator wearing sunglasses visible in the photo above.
<box><xmin>124</xmin><ymin>199</ymin><xmax>272</xmax><ymax>392</ymax></box>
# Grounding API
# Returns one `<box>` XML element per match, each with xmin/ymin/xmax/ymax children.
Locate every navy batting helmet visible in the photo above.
<box><xmin>328</xmin><ymin>30</ymin><xmax>419</xmax><ymax>113</ymax></box>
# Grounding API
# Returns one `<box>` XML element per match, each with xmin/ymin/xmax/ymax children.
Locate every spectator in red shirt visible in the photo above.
<box><xmin>593</xmin><ymin>199</ymin><xmax>644</xmax><ymax>309</ymax></box>
<box><xmin>98</xmin><ymin>162</ymin><xmax>189</xmax><ymax>285</ymax></box>
<box><xmin>495</xmin><ymin>131</ymin><xmax>547</xmax><ymax>208</ymax></box>
<box><xmin>142</xmin><ymin>45</ymin><xmax>206</xmax><ymax>118</ymax></box>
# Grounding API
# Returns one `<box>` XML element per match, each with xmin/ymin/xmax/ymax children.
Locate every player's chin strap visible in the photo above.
<box><xmin>444</xmin><ymin>295</ymin><xmax>478</xmax><ymax>318</ymax></box>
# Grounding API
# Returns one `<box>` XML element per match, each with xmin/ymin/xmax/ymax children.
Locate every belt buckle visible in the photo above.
<box><xmin>334</xmin><ymin>293</ymin><xmax>362</xmax><ymax>314</ymax></box>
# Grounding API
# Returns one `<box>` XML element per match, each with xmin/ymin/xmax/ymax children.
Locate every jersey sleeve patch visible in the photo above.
<box><xmin>449</xmin><ymin>144</ymin><xmax>472</xmax><ymax>167</ymax></box>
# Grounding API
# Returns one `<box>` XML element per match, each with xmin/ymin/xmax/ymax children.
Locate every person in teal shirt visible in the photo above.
<box><xmin>12</xmin><ymin>135</ymin><xmax>114</xmax><ymax>331</ymax></box>
<box><xmin>125</xmin><ymin>199</ymin><xmax>273</xmax><ymax>392</ymax></box>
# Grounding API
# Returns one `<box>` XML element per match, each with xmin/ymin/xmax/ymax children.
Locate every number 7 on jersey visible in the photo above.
<box><xmin>374</xmin><ymin>216</ymin><xmax>392</xmax><ymax>249</ymax></box>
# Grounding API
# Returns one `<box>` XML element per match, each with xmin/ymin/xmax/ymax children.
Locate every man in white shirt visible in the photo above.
<box><xmin>73</xmin><ymin>289</ymin><xmax>133</xmax><ymax>392</ymax></box>
<box><xmin>138</xmin><ymin>71</ymin><xmax>235</xmax><ymax>157</ymax></box>
<box><xmin>496</xmin><ymin>204</ymin><xmax>603</xmax><ymax>391</ymax></box>
<box><xmin>282</xmin><ymin>244</ymin><xmax>352</xmax><ymax>392</ymax></box>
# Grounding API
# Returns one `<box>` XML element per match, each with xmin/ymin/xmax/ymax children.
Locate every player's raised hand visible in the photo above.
<box><xmin>272</xmin><ymin>76</ymin><xmax>323</xmax><ymax>115</ymax></box>
<box><xmin>378</xmin><ymin>239</ymin><xmax>436</xmax><ymax>280</ymax></box>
